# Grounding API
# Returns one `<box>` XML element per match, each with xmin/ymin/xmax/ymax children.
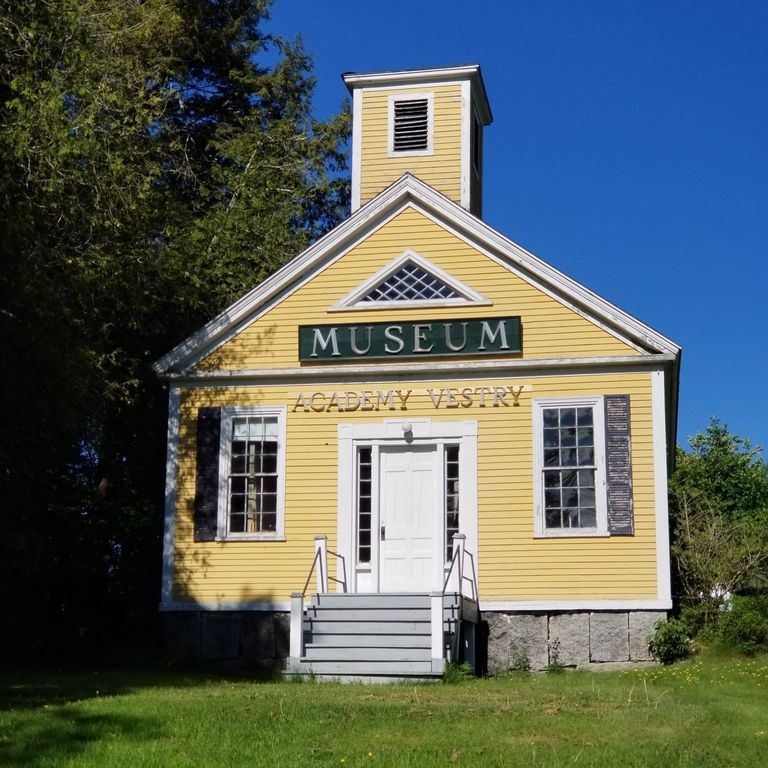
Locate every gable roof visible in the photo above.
<box><xmin>153</xmin><ymin>173</ymin><xmax>680</xmax><ymax>376</ymax></box>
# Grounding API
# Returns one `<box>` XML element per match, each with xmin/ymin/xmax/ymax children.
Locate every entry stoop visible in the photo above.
<box><xmin>286</xmin><ymin>592</ymin><xmax>477</xmax><ymax>682</ymax></box>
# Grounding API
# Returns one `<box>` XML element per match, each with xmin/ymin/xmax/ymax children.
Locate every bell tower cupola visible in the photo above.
<box><xmin>343</xmin><ymin>65</ymin><xmax>492</xmax><ymax>217</ymax></box>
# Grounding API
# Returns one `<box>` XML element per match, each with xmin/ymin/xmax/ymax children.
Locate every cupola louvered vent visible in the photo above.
<box><xmin>393</xmin><ymin>98</ymin><xmax>429</xmax><ymax>152</ymax></box>
<box><xmin>362</xmin><ymin>262</ymin><xmax>459</xmax><ymax>302</ymax></box>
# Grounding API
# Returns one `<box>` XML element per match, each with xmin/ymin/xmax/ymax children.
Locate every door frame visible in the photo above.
<box><xmin>337</xmin><ymin>418</ymin><xmax>478</xmax><ymax>593</ymax></box>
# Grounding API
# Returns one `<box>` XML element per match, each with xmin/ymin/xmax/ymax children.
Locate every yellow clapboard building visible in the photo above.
<box><xmin>155</xmin><ymin>65</ymin><xmax>680</xmax><ymax>678</ymax></box>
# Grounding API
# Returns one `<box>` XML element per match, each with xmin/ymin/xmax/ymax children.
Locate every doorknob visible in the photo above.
<box><xmin>380</xmin><ymin>525</ymin><xmax>386</xmax><ymax>541</ymax></box>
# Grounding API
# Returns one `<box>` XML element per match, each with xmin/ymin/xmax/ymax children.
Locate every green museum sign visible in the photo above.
<box><xmin>299</xmin><ymin>316</ymin><xmax>522</xmax><ymax>362</ymax></box>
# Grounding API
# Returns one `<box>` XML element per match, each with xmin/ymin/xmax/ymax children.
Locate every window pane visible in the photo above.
<box><xmin>543</xmin><ymin>428</ymin><xmax>560</xmax><ymax>448</ymax></box>
<box><xmin>561</xmin><ymin>428</ymin><xmax>576</xmax><ymax>447</ymax></box>
<box><xmin>580</xmin><ymin>508</ymin><xmax>596</xmax><ymax>528</ymax></box>
<box><xmin>545</xmin><ymin>509</ymin><xmax>562</xmax><ymax>528</ymax></box>
<box><xmin>578</xmin><ymin>447</ymin><xmax>594</xmax><ymax>466</ymax></box>
<box><xmin>545</xmin><ymin>489</ymin><xmax>561</xmax><ymax>508</ymax></box>
<box><xmin>233</xmin><ymin>420</ymin><xmax>248</xmax><ymax>439</ymax></box>
<box><xmin>544</xmin><ymin>471</ymin><xmax>559</xmax><ymax>488</ymax></box>
<box><xmin>261</xmin><ymin>513</ymin><xmax>276</xmax><ymax>532</ymax></box>
<box><xmin>561</xmin><ymin>469</ymin><xmax>578</xmax><ymax>487</ymax></box>
<box><xmin>560</xmin><ymin>409</ymin><xmax>576</xmax><ymax>427</ymax></box>
<box><xmin>230</xmin><ymin>513</ymin><xmax>245</xmax><ymax>533</ymax></box>
<box><xmin>561</xmin><ymin>448</ymin><xmax>578</xmax><ymax>466</ymax></box>
<box><xmin>543</xmin><ymin>409</ymin><xmax>559</xmax><ymax>428</ymax></box>
<box><xmin>577</xmin><ymin>428</ymin><xmax>593</xmax><ymax>447</ymax></box>
<box><xmin>576</xmin><ymin>408</ymin><xmax>593</xmax><ymax>426</ymax></box>
<box><xmin>544</xmin><ymin>448</ymin><xmax>559</xmax><ymax>466</ymax></box>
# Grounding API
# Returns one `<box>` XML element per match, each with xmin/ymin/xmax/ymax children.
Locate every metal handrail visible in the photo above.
<box><xmin>301</xmin><ymin>545</ymin><xmax>348</xmax><ymax>596</ymax></box>
<box><xmin>327</xmin><ymin>548</ymin><xmax>348</xmax><ymax>593</ymax></box>
<box><xmin>442</xmin><ymin>540</ymin><xmax>478</xmax><ymax>601</ymax></box>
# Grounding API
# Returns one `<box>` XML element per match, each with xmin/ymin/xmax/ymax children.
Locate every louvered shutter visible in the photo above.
<box><xmin>604</xmin><ymin>395</ymin><xmax>634</xmax><ymax>535</ymax></box>
<box><xmin>194</xmin><ymin>407</ymin><xmax>221</xmax><ymax>541</ymax></box>
<box><xmin>393</xmin><ymin>99</ymin><xmax>429</xmax><ymax>152</ymax></box>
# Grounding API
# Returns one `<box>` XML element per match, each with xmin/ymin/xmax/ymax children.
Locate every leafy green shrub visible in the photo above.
<box><xmin>442</xmin><ymin>661</ymin><xmax>474</xmax><ymax>684</ymax></box>
<box><xmin>648</xmin><ymin>618</ymin><xmax>693</xmax><ymax>664</ymax></box>
<box><xmin>714</xmin><ymin>596</ymin><xmax>768</xmax><ymax>656</ymax></box>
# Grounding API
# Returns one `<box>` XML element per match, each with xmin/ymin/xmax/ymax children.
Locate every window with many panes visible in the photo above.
<box><xmin>357</xmin><ymin>447</ymin><xmax>373</xmax><ymax>564</ymax></box>
<box><xmin>219</xmin><ymin>407</ymin><xmax>286</xmax><ymax>539</ymax></box>
<box><xmin>534</xmin><ymin>398</ymin><xmax>607</xmax><ymax>536</ymax></box>
<box><xmin>445</xmin><ymin>446</ymin><xmax>460</xmax><ymax>561</ymax></box>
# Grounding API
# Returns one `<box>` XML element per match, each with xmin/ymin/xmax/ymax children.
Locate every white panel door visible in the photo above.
<box><xmin>379</xmin><ymin>445</ymin><xmax>440</xmax><ymax>592</ymax></box>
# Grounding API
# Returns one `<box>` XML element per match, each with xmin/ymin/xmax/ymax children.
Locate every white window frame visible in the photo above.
<box><xmin>216</xmin><ymin>405</ymin><xmax>287</xmax><ymax>541</ymax></box>
<box><xmin>388</xmin><ymin>92</ymin><xmax>434</xmax><ymax>157</ymax></box>
<box><xmin>533</xmin><ymin>396</ymin><xmax>608</xmax><ymax>538</ymax></box>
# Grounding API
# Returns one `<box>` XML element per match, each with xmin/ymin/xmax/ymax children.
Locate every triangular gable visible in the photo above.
<box><xmin>330</xmin><ymin>250</ymin><xmax>490</xmax><ymax>311</ymax></box>
<box><xmin>153</xmin><ymin>173</ymin><xmax>680</xmax><ymax>375</ymax></box>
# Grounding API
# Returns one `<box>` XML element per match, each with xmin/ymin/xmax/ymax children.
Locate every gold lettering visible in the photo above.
<box><xmin>460</xmin><ymin>387</ymin><xmax>474</xmax><ymax>407</ymax></box>
<box><xmin>309</xmin><ymin>392</ymin><xmax>326</xmax><ymax>412</ymax></box>
<box><xmin>445</xmin><ymin>388</ymin><xmax>460</xmax><ymax>408</ymax></box>
<box><xmin>475</xmin><ymin>386</ymin><xmax>491</xmax><ymax>407</ymax></box>
<box><xmin>493</xmin><ymin>387</ymin><xmax>508</xmax><ymax>406</ymax></box>
<box><xmin>508</xmin><ymin>385</ymin><xmax>524</xmax><ymax>406</ymax></box>
<box><xmin>327</xmin><ymin>392</ymin><xmax>341</xmax><ymax>412</ymax></box>
<box><xmin>427</xmin><ymin>388</ymin><xmax>444</xmax><ymax>408</ymax></box>
<box><xmin>360</xmin><ymin>391</ymin><xmax>375</xmax><ymax>411</ymax></box>
<box><xmin>344</xmin><ymin>391</ymin><xmax>360</xmax><ymax>411</ymax></box>
<box><xmin>377</xmin><ymin>390</ymin><xmax>395</xmax><ymax>410</ymax></box>
<box><xmin>395</xmin><ymin>389</ymin><xmax>411</xmax><ymax>410</ymax></box>
<box><xmin>292</xmin><ymin>393</ymin><xmax>309</xmax><ymax>412</ymax></box>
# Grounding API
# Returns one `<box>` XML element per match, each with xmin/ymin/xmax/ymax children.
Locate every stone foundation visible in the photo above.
<box><xmin>163</xmin><ymin>611</ymin><xmax>289</xmax><ymax>674</ymax></box>
<box><xmin>163</xmin><ymin>608</ymin><xmax>666</xmax><ymax>675</ymax></box>
<box><xmin>485</xmin><ymin>610</ymin><xmax>666</xmax><ymax>673</ymax></box>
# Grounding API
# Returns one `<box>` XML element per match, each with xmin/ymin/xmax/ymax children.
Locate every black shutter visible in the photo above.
<box><xmin>604</xmin><ymin>395</ymin><xmax>634</xmax><ymax>535</ymax></box>
<box><xmin>194</xmin><ymin>407</ymin><xmax>221</xmax><ymax>542</ymax></box>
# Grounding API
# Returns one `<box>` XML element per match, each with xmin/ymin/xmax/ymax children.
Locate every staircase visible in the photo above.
<box><xmin>286</xmin><ymin>592</ymin><xmax>478</xmax><ymax>682</ymax></box>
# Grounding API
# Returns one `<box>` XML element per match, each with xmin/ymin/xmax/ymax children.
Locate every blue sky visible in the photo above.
<box><xmin>269</xmin><ymin>0</ymin><xmax>768</xmax><ymax>454</ymax></box>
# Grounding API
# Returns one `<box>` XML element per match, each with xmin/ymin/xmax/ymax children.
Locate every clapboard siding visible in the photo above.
<box><xmin>359</xmin><ymin>85</ymin><xmax>463</xmax><ymax>206</ymax></box>
<box><xmin>170</xmin><ymin>370</ymin><xmax>659</xmax><ymax>605</ymax></box>
<box><xmin>199</xmin><ymin>207</ymin><xmax>636</xmax><ymax>371</ymax></box>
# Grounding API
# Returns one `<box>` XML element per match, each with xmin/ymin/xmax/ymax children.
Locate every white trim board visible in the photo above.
<box><xmin>166</xmin><ymin>354</ymin><xmax>675</xmax><ymax>386</ymax></box>
<box><xmin>480</xmin><ymin>599</ymin><xmax>672</xmax><ymax>612</ymax></box>
<box><xmin>160</xmin><ymin>386</ymin><xmax>181</xmax><ymax>608</ymax></box>
<box><xmin>154</xmin><ymin>174</ymin><xmax>680</xmax><ymax>378</ymax></box>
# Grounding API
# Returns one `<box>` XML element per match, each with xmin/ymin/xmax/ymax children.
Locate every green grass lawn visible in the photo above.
<box><xmin>1</xmin><ymin>657</ymin><xmax>767</xmax><ymax>767</ymax></box>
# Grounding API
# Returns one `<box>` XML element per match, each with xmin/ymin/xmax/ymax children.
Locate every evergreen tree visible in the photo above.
<box><xmin>0</xmin><ymin>0</ymin><xmax>349</xmax><ymax>659</ymax></box>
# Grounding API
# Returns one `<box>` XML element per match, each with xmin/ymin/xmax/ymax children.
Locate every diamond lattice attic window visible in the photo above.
<box><xmin>361</xmin><ymin>262</ymin><xmax>460</xmax><ymax>302</ymax></box>
<box><xmin>329</xmin><ymin>251</ymin><xmax>491</xmax><ymax>312</ymax></box>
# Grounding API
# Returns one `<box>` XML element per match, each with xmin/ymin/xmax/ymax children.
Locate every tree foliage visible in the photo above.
<box><xmin>0</xmin><ymin>0</ymin><xmax>349</xmax><ymax>660</ymax></box>
<box><xmin>670</xmin><ymin>420</ymin><xmax>768</xmax><ymax>610</ymax></box>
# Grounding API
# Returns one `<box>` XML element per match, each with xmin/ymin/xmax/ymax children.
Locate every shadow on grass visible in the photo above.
<box><xmin>0</xmin><ymin>666</ymin><xmax>224</xmax><ymax>768</ymax></box>
<box><xmin>0</xmin><ymin>707</ymin><xmax>163</xmax><ymax>768</ymax></box>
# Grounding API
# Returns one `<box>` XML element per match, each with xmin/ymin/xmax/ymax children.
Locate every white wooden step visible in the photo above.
<box><xmin>303</xmin><ymin>646</ymin><xmax>431</xmax><ymax>662</ymax></box>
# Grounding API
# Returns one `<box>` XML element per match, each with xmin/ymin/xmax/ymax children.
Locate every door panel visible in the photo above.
<box><xmin>379</xmin><ymin>446</ymin><xmax>439</xmax><ymax>592</ymax></box>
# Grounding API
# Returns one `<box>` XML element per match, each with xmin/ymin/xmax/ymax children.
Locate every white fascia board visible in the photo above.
<box><xmin>166</xmin><ymin>354</ymin><xmax>677</xmax><ymax>387</ymax></box>
<box><xmin>401</xmin><ymin>179</ymin><xmax>681</xmax><ymax>356</ymax></box>
<box><xmin>343</xmin><ymin>65</ymin><xmax>492</xmax><ymax>124</ymax></box>
<box><xmin>154</xmin><ymin>172</ymin><xmax>680</xmax><ymax>376</ymax></box>
<box><xmin>153</xmin><ymin>176</ymin><xmax>421</xmax><ymax>375</ymax></box>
